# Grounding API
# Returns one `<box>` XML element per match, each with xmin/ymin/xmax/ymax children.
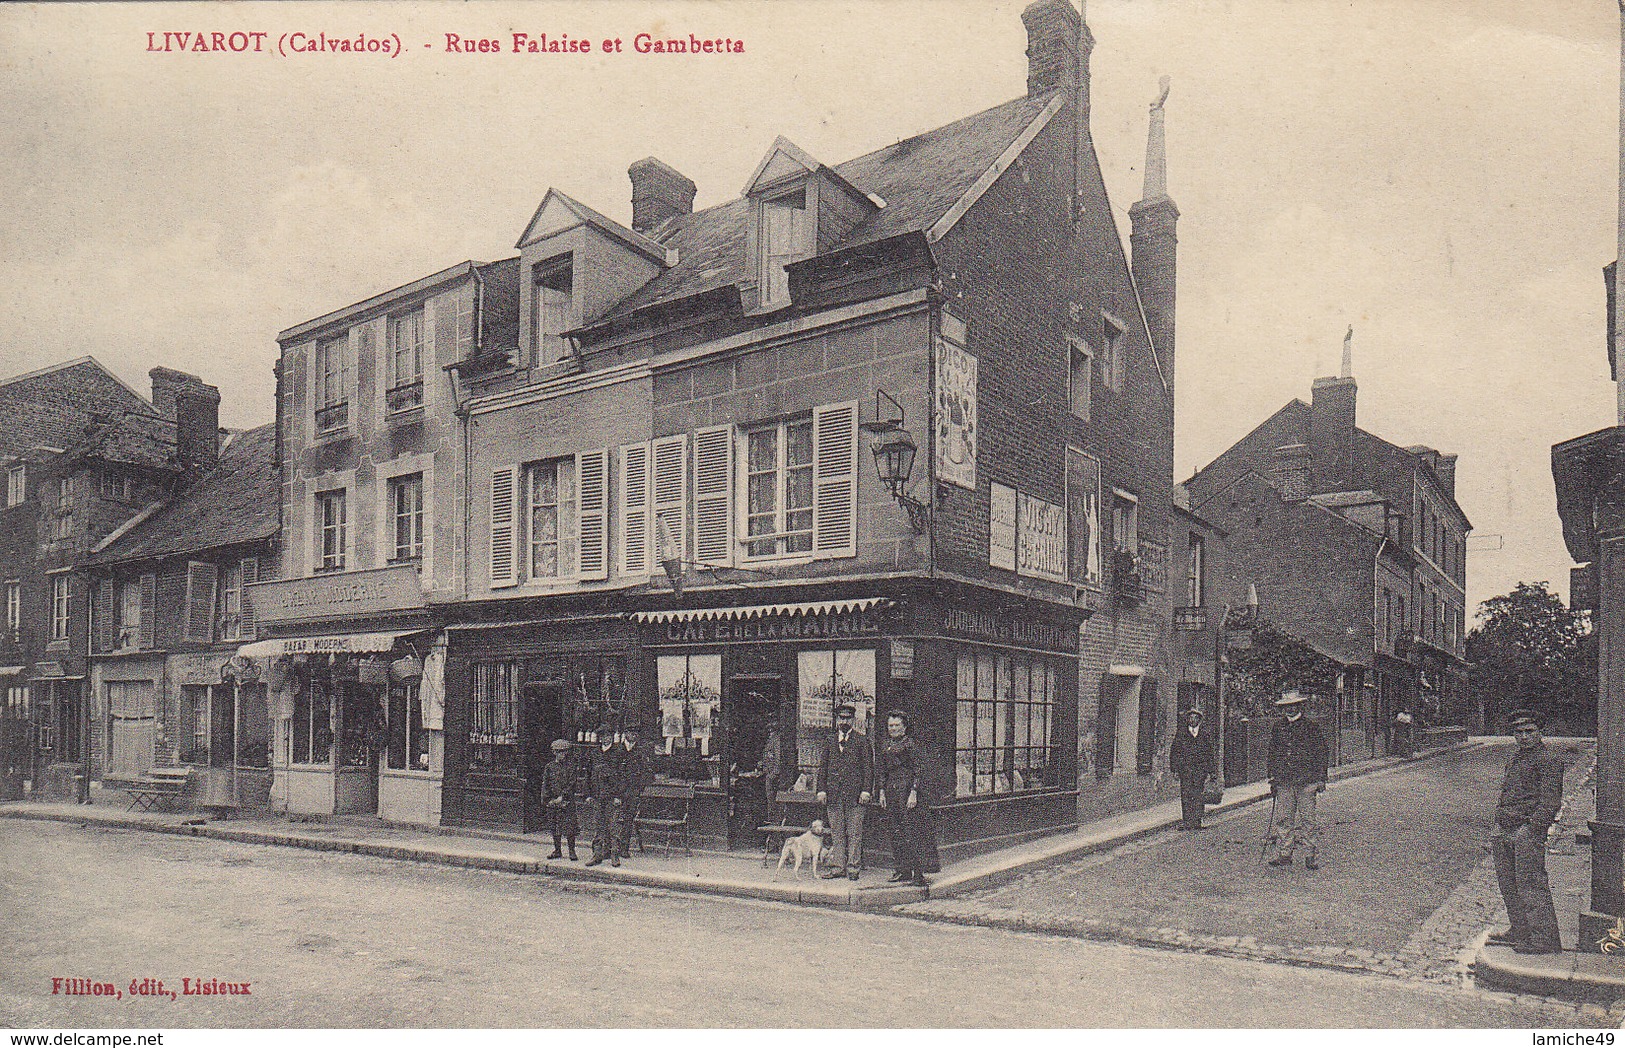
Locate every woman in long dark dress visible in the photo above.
<box><xmin>878</xmin><ymin>709</ymin><xmax>940</xmax><ymax>886</ymax></box>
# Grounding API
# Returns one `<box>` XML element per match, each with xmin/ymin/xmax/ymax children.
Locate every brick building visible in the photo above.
<box><xmin>1185</xmin><ymin>336</ymin><xmax>1470</xmax><ymax>763</ymax></box>
<box><xmin>247</xmin><ymin>0</ymin><xmax>1178</xmax><ymax>855</ymax></box>
<box><xmin>0</xmin><ymin>359</ymin><xmax>221</xmax><ymax>801</ymax></box>
<box><xmin>79</xmin><ymin>423</ymin><xmax>278</xmax><ymax>810</ymax></box>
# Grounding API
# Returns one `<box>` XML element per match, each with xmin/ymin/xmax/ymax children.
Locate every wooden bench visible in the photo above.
<box><xmin>632</xmin><ymin>783</ymin><xmax>694</xmax><ymax>858</ymax></box>
<box><xmin>114</xmin><ymin>768</ymin><xmax>191</xmax><ymax>813</ymax></box>
<box><xmin>756</xmin><ymin>790</ymin><xmax>824</xmax><ymax>867</ymax></box>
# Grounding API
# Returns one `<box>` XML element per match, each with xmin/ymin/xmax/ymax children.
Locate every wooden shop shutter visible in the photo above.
<box><xmin>184</xmin><ymin>561</ymin><xmax>218</xmax><ymax>644</ymax></box>
<box><xmin>576</xmin><ymin>448</ymin><xmax>609</xmax><ymax>581</ymax></box>
<box><xmin>137</xmin><ymin>573</ymin><xmax>156</xmax><ymax>650</ymax></box>
<box><xmin>1137</xmin><ymin>677</ymin><xmax>1159</xmax><ymax>776</ymax></box>
<box><xmin>811</xmin><ymin>401</ymin><xmax>858</xmax><ymax>559</ymax></box>
<box><xmin>239</xmin><ymin>557</ymin><xmax>259</xmax><ymax>640</ymax></box>
<box><xmin>489</xmin><ymin>465</ymin><xmax>519</xmax><ymax>588</ymax></box>
<box><xmin>651</xmin><ymin>434</ymin><xmax>687</xmax><ymax>567</ymax></box>
<box><xmin>619</xmin><ymin>442</ymin><xmax>651</xmax><ymax>577</ymax></box>
<box><xmin>93</xmin><ymin>578</ymin><xmax>115</xmax><ymax>653</ymax></box>
<box><xmin>693</xmin><ymin>425</ymin><xmax>734</xmax><ymax>567</ymax></box>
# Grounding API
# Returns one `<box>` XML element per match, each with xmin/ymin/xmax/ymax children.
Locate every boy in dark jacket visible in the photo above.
<box><xmin>541</xmin><ymin>738</ymin><xmax>579</xmax><ymax>861</ymax></box>
<box><xmin>1267</xmin><ymin>691</ymin><xmax>1329</xmax><ymax>870</ymax></box>
<box><xmin>1488</xmin><ymin>710</ymin><xmax>1565</xmax><ymax>954</ymax></box>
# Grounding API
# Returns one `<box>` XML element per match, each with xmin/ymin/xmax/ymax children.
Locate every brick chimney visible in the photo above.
<box><xmin>1022</xmin><ymin>0</ymin><xmax>1092</xmax><ymax>102</ymax></box>
<box><xmin>150</xmin><ymin>366</ymin><xmax>220</xmax><ymax>474</ymax></box>
<box><xmin>1435</xmin><ymin>453</ymin><xmax>1458</xmax><ymax>497</ymax></box>
<box><xmin>1308</xmin><ymin>375</ymin><xmax>1357</xmax><ymax>494</ymax></box>
<box><xmin>1272</xmin><ymin>444</ymin><xmax>1311</xmax><ymax>502</ymax></box>
<box><xmin>1130</xmin><ymin>77</ymin><xmax>1178</xmax><ymax>391</ymax></box>
<box><xmin>628</xmin><ymin>157</ymin><xmax>696</xmax><ymax>234</ymax></box>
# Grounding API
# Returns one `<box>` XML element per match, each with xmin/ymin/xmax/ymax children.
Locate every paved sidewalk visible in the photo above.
<box><xmin>1474</xmin><ymin>752</ymin><xmax>1625</xmax><ymax>1003</ymax></box>
<box><xmin>0</xmin><ymin>739</ymin><xmax>1475</xmax><ymax>914</ymax></box>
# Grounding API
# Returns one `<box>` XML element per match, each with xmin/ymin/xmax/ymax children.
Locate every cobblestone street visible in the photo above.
<box><xmin>901</xmin><ymin>740</ymin><xmax>1599</xmax><ymax>993</ymax></box>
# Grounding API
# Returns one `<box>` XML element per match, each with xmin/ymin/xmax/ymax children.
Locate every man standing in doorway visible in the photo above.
<box><xmin>1488</xmin><ymin>710</ymin><xmax>1565</xmax><ymax>954</ymax></box>
<box><xmin>818</xmin><ymin>702</ymin><xmax>874</xmax><ymax>881</ymax></box>
<box><xmin>1267</xmin><ymin>691</ymin><xmax>1329</xmax><ymax>871</ymax></box>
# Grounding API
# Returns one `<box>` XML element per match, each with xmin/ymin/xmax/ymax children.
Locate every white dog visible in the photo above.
<box><xmin>775</xmin><ymin>820</ymin><xmax>827</xmax><ymax>879</ymax></box>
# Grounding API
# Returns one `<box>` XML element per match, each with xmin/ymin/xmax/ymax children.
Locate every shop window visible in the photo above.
<box><xmin>954</xmin><ymin>651</ymin><xmax>1055</xmax><ymax>797</ymax></box>
<box><xmin>469</xmin><ymin>660</ymin><xmax>520</xmax><ymax>771</ymax></box>
<box><xmin>795</xmin><ymin>649</ymin><xmax>876</xmax><ymax>792</ymax></box>
<box><xmin>387</xmin><ymin>682</ymin><xmax>428</xmax><ymax>771</ymax></box>
<box><xmin>107</xmin><ymin>680</ymin><xmax>156</xmax><ymax>779</ymax></box>
<box><xmin>180</xmin><ymin>684</ymin><xmax>210</xmax><ymax>765</ymax></box>
<box><xmin>293</xmin><ymin>680</ymin><xmax>334</xmax><ymax>765</ymax></box>
<box><xmin>744</xmin><ymin>417</ymin><xmax>814</xmax><ymax>559</ymax></box>
<box><xmin>656</xmin><ymin>654</ymin><xmax>721</xmax><ymax>784</ymax></box>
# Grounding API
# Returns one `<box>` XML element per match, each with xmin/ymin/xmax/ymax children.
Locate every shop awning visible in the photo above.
<box><xmin>628</xmin><ymin>598</ymin><xmax>892</xmax><ymax>625</ymax></box>
<box><xmin>235</xmin><ymin>629</ymin><xmax>423</xmax><ymax>659</ymax></box>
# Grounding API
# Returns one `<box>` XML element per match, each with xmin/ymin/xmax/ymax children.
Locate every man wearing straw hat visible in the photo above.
<box><xmin>1266</xmin><ymin>690</ymin><xmax>1329</xmax><ymax>870</ymax></box>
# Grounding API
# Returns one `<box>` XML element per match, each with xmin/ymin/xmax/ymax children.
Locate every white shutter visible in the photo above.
<box><xmin>239</xmin><ymin>558</ymin><xmax>259</xmax><ymax>640</ymax></box>
<box><xmin>812</xmin><ymin>402</ymin><xmax>859</xmax><ymax>559</ymax></box>
<box><xmin>489</xmin><ymin>465</ymin><xmax>519</xmax><ymax>588</ymax></box>
<box><xmin>693</xmin><ymin>425</ymin><xmax>734</xmax><ymax>567</ymax></box>
<box><xmin>620</xmin><ymin>442</ymin><xmax>651</xmax><ymax>577</ymax></box>
<box><xmin>652</xmin><ymin>434</ymin><xmax>688</xmax><ymax>567</ymax></box>
<box><xmin>577</xmin><ymin>449</ymin><xmax>609</xmax><ymax>581</ymax></box>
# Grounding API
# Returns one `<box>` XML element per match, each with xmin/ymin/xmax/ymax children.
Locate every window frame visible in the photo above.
<box><xmin>758</xmin><ymin>186</ymin><xmax>811</xmax><ymax>306</ymax></box>
<box><xmin>1068</xmin><ymin>336</ymin><xmax>1093</xmax><ymax>421</ymax></box>
<box><xmin>49</xmin><ymin>573</ymin><xmax>71</xmax><ymax>642</ymax></box>
<box><xmin>388</xmin><ymin>472</ymin><xmax>425</xmax><ymax>564</ymax></box>
<box><xmin>314</xmin><ymin>334</ymin><xmax>351</xmax><ymax>435</ymax></box>
<box><xmin>118</xmin><ymin>578</ymin><xmax>142</xmax><ymax>650</ymax></box>
<box><xmin>100</xmin><ymin>470</ymin><xmax>131</xmax><ymax>502</ymax></box>
<box><xmin>4</xmin><ymin>579</ymin><xmax>18</xmax><ymax>634</ymax></box>
<box><xmin>741</xmin><ymin>415</ymin><xmax>815</xmax><ymax>562</ymax></box>
<box><xmin>1111</xmin><ymin>490</ymin><xmax>1139</xmax><ymax>554</ymax></box>
<box><xmin>954</xmin><ymin>649</ymin><xmax>1057</xmax><ymax>798</ymax></box>
<box><xmin>5</xmin><ymin>464</ymin><xmax>24</xmax><ymax>507</ymax></box>
<box><xmin>1102</xmin><ymin>315</ymin><xmax>1126</xmax><ymax>391</ymax></box>
<box><xmin>530</xmin><ymin>260</ymin><xmax>574</xmax><ymax>367</ymax></box>
<box><xmin>386</xmin><ymin>309</ymin><xmax>426</xmax><ymax>413</ymax></box>
<box><xmin>1186</xmin><ymin>532</ymin><xmax>1205</xmax><ymax>608</ymax></box>
<box><xmin>315</xmin><ymin>489</ymin><xmax>348</xmax><ymax>573</ymax></box>
<box><xmin>526</xmin><ymin>456</ymin><xmax>578</xmax><ymax>582</ymax></box>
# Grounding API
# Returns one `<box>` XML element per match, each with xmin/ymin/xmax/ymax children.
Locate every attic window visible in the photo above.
<box><xmin>759</xmin><ymin>188</ymin><xmax>811</xmax><ymax>306</ymax></box>
<box><xmin>531</xmin><ymin>261</ymin><xmax>573</xmax><ymax>366</ymax></box>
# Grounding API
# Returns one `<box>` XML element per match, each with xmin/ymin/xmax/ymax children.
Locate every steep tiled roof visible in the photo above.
<box><xmin>89</xmin><ymin>423</ymin><xmax>278</xmax><ymax>564</ymax></box>
<box><xmin>0</xmin><ymin>357</ymin><xmax>156</xmax><ymax>461</ymax></box>
<box><xmin>598</xmin><ymin>93</ymin><xmax>1054</xmax><ymax>322</ymax></box>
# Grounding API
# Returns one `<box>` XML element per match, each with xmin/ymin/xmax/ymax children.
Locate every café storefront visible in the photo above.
<box><xmin>630</xmin><ymin>580</ymin><xmax>1083</xmax><ymax>859</ymax></box>
<box><xmin>242</xmin><ymin>566</ymin><xmax>441</xmax><ymax>822</ymax></box>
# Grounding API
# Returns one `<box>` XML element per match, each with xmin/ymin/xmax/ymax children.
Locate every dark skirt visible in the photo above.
<box><xmin>884</xmin><ymin>802</ymin><xmax>941</xmax><ymax>874</ymax></box>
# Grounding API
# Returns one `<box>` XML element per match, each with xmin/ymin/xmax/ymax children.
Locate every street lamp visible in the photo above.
<box><xmin>861</xmin><ymin>390</ymin><xmax>931</xmax><ymax>534</ymax></box>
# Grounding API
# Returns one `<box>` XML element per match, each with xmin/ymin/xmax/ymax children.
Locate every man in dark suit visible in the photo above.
<box><xmin>1169</xmin><ymin>707</ymin><xmax>1217</xmax><ymax>830</ymax></box>
<box><xmin>584</xmin><ymin>723</ymin><xmax>624</xmax><ymax>867</ymax></box>
<box><xmin>817</xmin><ymin>703</ymin><xmax>874</xmax><ymax>880</ymax></box>
<box><xmin>613</xmin><ymin>724</ymin><xmax>651</xmax><ymax>862</ymax></box>
<box><xmin>1267</xmin><ymin>691</ymin><xmax>1330</xmax><ymax>870</ymax></box>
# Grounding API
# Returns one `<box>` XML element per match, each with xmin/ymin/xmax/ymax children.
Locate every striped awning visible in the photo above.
<box><xmin>236</xmin><ymin>629</ymin><xmax>423</xmax><ymax>659</ymax></box>
<box><xmin>629</xmin><ymin>598</ymin><xmax>892</xmax><ymax>625</ymax></box>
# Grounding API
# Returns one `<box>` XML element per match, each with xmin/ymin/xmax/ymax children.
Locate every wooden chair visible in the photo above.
<box><xmin>755</xmin><ymin>790</ymin><xmax>822</xmax><ymax>867</ymax></box>
<box><xmin>632</xmin><ymin>783</ymin><xmax>694</xmax><ymax>858</ymax></box>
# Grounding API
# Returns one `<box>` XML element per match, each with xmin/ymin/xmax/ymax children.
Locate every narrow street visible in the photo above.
<box><xmin>0</xmin><ymin>773</ymin><xmax>1608</xmax><ymax>1029</ymax></box>
<box><xmin>905</xmin><ymin>740</ymin><xmax>1587</xmax><ymax>984</ymax></box>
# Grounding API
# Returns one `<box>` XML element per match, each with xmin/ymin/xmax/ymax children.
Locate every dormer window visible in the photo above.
<box><xmin>759</xmin><ymin>188</ymin><xmax>811</xmax><ymax>306</ymax></box>
<box><xmin>531</xmin><ymin>261</ymin><xmax>573</xmax><ymax>366</ymax></box>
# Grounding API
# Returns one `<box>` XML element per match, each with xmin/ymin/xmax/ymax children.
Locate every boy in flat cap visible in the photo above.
<box><xmin>541</xmin><ymin>738</ymin><xmax>579</xmax><ymax>861</ymax></box>
<box><xmin>1488</xmin><ymin>710</ymin><xmax>1564</xmax><ymax>954</ymax></box>
<box><xmin>1267</xmin><ymin>691</ymin><xmax>1329</xmax><ymax>870</ymax></box>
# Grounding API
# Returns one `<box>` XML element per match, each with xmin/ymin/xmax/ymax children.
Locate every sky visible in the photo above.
<box><xmin>0</xmin><ymin>0</ymin><xmax>1617</xmax><ymax>617</ymax></box>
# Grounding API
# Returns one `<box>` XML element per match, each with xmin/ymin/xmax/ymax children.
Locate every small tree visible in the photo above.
<box><xmin>1467</xmin><ymin>581</ymin><xmax>1596</xmax><ymax>734</ymax></box>
<box><xmin>1222</xmin><ymin>609</ymin><xmax>1344</xmax><ymax>718</ymax></box>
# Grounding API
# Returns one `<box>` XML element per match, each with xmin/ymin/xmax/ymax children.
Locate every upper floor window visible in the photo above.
<box><xmin>759</xmin><ymin>189</ymin><xmax>811</xmax><ymax>306</ymax></box>
<box><xmin>387</xmin><ymin>310</ymin><xmax>425</xmax><ymax>412</ymax></box>
<box><xmin>52</xmin><ymin>476</ymin><xmax>74</xmax><ymax>540</ymax></box>
<box><xmin>390</xmin><ymin>473</ymin><xmax>425</xmax><ymax>564</ymax></box>
<box><xmin>100</xmin><ymin>470</ymin><xmax>131</xmax><ymax>502</ymax></box>
<box><xmin>1186</xmin><ymin>533</ymin><xmax>1205</xmax><ymax>607</ymax></box>
<box><xmin>118</xmin><ymin>579</ymin><xmax>142</xmax><ymax>649</ymax></box>
<box><xmin>4</xmin><ymin>580</ymin><xmax>19</xmax><ymax>634</ymax></box>
<box><xmin>217</xmin><ymin>558</ymin><xmax>258</xmax><ymax>642</ymax></box>
<box><xmin>316</xmin><ymin>490</ymin><xmax>347</xmax><ymax>572</ymax></box>
<box><xmin>1102</xmin><ymin>316</ymin><xmax>1125</xmax><ymax>391</ymax></box>
<box><xmin>528</xmin><ymin>458</ymin><xmax>577</xmax><ymax>580</ymax></box>
<box><xmin>531</xmin><ymin>263</ymin><xmax>573</xmax><ymax>366</ymax></box>
<box><xmin>1068</xmin><ymin>338</ymin><xmax>1093</xmax><ymax>422</ymax></box>
<box><xmin>745</xmin><ymin>417</ymin><xmax>814</xmax><ymax>559</ymax></box>
<box><xmin>314</xmin><ymin>335</ymin><xmax>351</xmax><ymax>435</ymax></box>
<box><xmin>50</xmin><ymin>574</ymin><xmax>70</xmax><ymax>642</ymax></box>
<box><xmin>6</xmin><ymin>465</ymin><xmax>24</xmax><ymax>507</ymax></box>
<box><xmin>1111</xmin><ymin>492</ymin><xmax>1138</xmax><ymax>554</ymax></box>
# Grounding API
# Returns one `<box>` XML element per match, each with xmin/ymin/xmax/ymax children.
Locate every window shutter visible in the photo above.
<box><xmin>239</xmin><ymin>558</ymin><xmax>259</xmax><ymax>640</ymax></box>
<box><xmin>620</xmin><ymin>442</ymin><xmax>651</xmax><ymax>577</ymax></box>
<box><xmin>576</xmin><ymin>449</ymin><xmax>609</xmax><ymax>581</ymax></box>
<box><xmin>94</xmin><ymin>579</ymin><xmax>115</xmax><ymax>653</ymax></box>
<box><xmin>489</xmin><ymin>466</ymin><xmax>519</xmax><ymax>588</ymax></box>
<box><xmin>138</xmin><ymin>574</ymin><xmax>156</xmax><ymax>650</ymax></box>
<box><xmin>811</xmin><ymin>402</ymin><xmax>858</xmax><ymax>559</ymax></box>
<box><xmin>693</xmin><ymin>425</ymin><xmax>734</xmax><ymax>567</ymax></box>
<box><xmin>184</xmin><ymin>562</ymin><xmax>218</xmax><ymax>644</ymax></box>
<box><xmin>652</xmin><ymin>434</ymin><xmax>688</xmax><ymax>567</ymax></box>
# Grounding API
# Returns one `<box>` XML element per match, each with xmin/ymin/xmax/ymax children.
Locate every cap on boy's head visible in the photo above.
<box><xmin>1508</xmin><ymin>710</ymin><xmax>1541</xmax><ymax>730</ymax></box>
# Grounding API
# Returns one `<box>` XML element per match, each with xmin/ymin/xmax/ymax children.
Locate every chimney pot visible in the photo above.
<box><xmin>628</xmin><ymin>157</ymin><xmax>696</xmax><ymax>234</ymax></box>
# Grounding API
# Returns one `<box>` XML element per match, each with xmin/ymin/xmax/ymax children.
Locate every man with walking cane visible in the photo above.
<box><xmin>1266</xmin><ymin>691</ymin><xmax>1329</xmax><ymax>870</ymax></box>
